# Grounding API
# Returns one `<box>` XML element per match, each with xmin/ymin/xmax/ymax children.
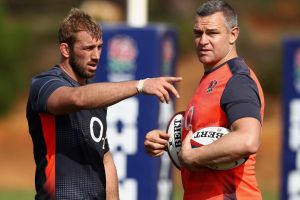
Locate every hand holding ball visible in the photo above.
<box><xmin>166</xmin><ymin>113</ymin><xmax>247</xmax><ymax>170</ymax></box>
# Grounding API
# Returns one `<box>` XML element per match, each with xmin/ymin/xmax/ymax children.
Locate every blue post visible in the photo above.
<box><xmin>94</xmin><ymin>23</ymin><xmax>178</xmax><ymax>200</ymax></box>
<box><xmin>282</xmin><ymin>38</ymin><xmax>300</xmax><ymax>200</ymax></box>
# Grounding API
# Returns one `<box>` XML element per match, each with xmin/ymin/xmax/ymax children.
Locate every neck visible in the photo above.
<box><xmin>59</xmin><ymin>60</ymin><xmax>86</xmax><ymax>85</ymax></box>
<box><xmin>204</xmin><ymin>45</ymin><xmax>237</xmax><ymax>72</ymax></box>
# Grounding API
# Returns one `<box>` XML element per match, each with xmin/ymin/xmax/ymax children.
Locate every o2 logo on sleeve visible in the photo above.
<box><xmin>89</xmin><ymin>117</ymin><xmax>104</xmax><ymax>143</ymax></box>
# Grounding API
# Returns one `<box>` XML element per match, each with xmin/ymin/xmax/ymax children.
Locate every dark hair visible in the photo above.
<box><xmin>196</xmin><ymin>0</ymin><xmax>237</xmax><ymax>30</ymax></box>
<box><xmin>58</xmin><ymin>8</ymin><xmax>102</xmax><ymax>48</ymax></box>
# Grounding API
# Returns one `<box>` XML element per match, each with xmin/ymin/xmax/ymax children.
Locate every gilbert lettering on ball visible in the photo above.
<box><xmin>166</xmin><ymin>111</ymin><xmax>184</xmax><ymax>170</ymax></box>
<box><xmin>191</xmin><ymin>126</ymin><xmax>248</xmax><ymax>170</ymax></box>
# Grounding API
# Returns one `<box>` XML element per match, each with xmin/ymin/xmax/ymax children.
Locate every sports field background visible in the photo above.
<box><xmin>0</xmin><ymin>0</ymin><xmax>298</xmax><ymax>199</ymax></box>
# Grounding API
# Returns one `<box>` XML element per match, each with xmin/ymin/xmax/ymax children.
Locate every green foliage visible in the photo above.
<box><xmin>238</xmin><ymin>22</ymin><xmax>281</xmax><ymax>95</ymax></box>
<box><xmin>0</xmin><ymin>5</ymin><xmax>31</xmax><ymax>115</ymax></box>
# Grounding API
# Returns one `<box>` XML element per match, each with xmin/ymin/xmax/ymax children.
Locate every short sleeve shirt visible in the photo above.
<box><xmin>181</xmin><ymin>57</ymin><xmax>265</xmax><ymax>200</ymax></box>
<box><xmin>26</xmin><ymin>66</ymin><xmax>109</xmax><ymax>199</ymax></box>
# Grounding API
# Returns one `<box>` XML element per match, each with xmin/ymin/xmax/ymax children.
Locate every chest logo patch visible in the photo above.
<box><xmin>206</xmin><ymin>80</ymin><xmax>218</xmax><ymax>93</ymax></box>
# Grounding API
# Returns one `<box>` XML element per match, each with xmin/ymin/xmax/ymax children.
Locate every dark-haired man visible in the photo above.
<box><xmin>144</xmin><ymin>0</ymin><xmax>264</xmax><ymax>199</ymax></box>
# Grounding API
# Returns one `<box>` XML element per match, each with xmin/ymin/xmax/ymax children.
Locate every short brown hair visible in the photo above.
<box><xmin>58</xmin><ymin>8</ymin><xmax>102</xmax><ymax>47</ymax></box>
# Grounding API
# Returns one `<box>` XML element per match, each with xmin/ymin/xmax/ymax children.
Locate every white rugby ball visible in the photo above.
<box><xmin>191</xmin><ymin>126</ymin><xmax>248</xmax><ymax>170</ymax></box>
<box><xmin>166</xmin><ymin>111</ymin><xmax>184</xmax><ymax>170</ymax></box>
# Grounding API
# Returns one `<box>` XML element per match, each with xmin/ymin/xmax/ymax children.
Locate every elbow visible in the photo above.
<box><xmin>243</xmin><ymin>139</ymin><xmax>260</xmax><ymax>155</ymax></box>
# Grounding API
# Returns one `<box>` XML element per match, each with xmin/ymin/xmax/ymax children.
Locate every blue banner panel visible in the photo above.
<box><xmin>282</xmin><ymin>38</ymin><xmax>300</xmax><ymax>200</ymax></box>
<box><xmin>94</xmin><ymin>23</ymin><xmax>178</xmax><ymax>200</ymax></box>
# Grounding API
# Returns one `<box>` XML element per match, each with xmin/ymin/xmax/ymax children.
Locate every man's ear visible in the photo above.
<box><xmin>59</xmin><ymin>43</ymin><xmax>70</xmax><ymax>58</ymax></box>
<box><xmin>229</xmin><ymin>26</ymin><xmax>239</xmax><ymax>44</ymax></box>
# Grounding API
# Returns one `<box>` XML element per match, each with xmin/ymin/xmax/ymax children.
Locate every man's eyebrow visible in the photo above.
<box><xmin>193</xmin><ymin>28</ymin><xmax>202</xmax><ymax>32</ymax></box>
<box><xmin>206</xmin><ymin>28</ymin><xmax>219</xmax><ymax>32</ymax></box>
<box><xmin>85</xmin><ymin>41</ymin><xmax>103</xmax><ymax>47</ymax></box>
<box><xmin>193</xmin><ymin>28</ymin><xmax>219</xmax><ymax>32</ymax></box>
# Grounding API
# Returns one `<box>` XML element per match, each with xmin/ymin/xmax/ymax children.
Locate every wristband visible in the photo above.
<box><xmin>136</xmin><ymin>78</ymin><xmax>149</xmax><ymax>93</ymax></box>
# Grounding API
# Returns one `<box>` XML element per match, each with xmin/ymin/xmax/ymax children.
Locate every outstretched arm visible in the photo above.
<box><xmin>47</xmin><ymin>77</ymin><xmax>182</xmax><ymax>115</ymax></box>
<box><xmin>104</xmin><ymin>151</ymin><xmax>119</xmax><ymax>200</ymax></box>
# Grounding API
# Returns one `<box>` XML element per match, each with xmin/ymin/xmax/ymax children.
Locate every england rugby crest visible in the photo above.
<box><xmin>206</xmin><ymin>80</ymin><xmax>218</xmax><ymax>93</ymax></box>
<box><xmin>107</xmin><ymin>35</ymin><xmax>138</xmax><ymax>81</ymax></box>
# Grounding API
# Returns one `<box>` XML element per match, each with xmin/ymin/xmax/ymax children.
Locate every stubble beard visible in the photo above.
<box><xmin>69</xmin><ymin>52</ymin><xmax>94</xmax><ymax>79</ymax></box>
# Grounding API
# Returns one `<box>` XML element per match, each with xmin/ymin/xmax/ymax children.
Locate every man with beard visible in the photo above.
<box><xmin>26</xmin><ymin>8</ymin><xmax>181</xmax><ymax>200</ymax></box>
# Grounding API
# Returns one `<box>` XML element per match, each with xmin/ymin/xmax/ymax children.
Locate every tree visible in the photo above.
<box><xmin>0</xmin><ymin>5</ymin><xmax>30</xmax><ymax>115</ymax></box>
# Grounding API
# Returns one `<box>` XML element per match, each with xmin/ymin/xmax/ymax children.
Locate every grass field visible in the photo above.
<box><xmin>0</xmin><ymin>190</ymin><xmax>34</xmax><ymax>200</ymax></box>
<box><xmin>0</xmin><ymin>188</ymin><xmax>278</xmax><ymax>200</ymax></box>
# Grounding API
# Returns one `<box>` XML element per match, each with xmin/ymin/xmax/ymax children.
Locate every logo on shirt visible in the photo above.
<box><xmin>206</xmin><ymin>80</ymin><xmax>218</xmax><ymax>93</ymax></box>
<box><xmin>184</xmin><ymin>106</ymin><xmax>194</xmax><ymax>131</ymax></box>
<box><xmin>90</xmin><ymin>117</ymin><xmax>104</xmax><ymax>143</ymax></box>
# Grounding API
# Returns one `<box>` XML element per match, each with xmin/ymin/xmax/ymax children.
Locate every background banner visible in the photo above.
<box><xmin>94</xmin><ymin>23</ymin><xmax>178</xmax><ymax>200</ymax></box>
<box><xmin>282</xmin><ymin>38</ymin><xmax>300</xmax><ymax>200</ymax></box>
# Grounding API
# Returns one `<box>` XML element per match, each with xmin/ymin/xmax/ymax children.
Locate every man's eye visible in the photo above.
<box><xmin>85</xmin><ymin>46</ymin><xmax>94</xmax><ymax>51</ymax></box>
<box><xmin>194</xmin><ymin>32</ymin><xmax>203</xmax><ymax>37</ymax></box>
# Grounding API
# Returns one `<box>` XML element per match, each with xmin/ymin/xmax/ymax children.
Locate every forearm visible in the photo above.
<box><xmin>75</xmin><ymin>81</ymin><xmax>138</xmax><ymax>109</ymax></box>
<box><xmin>104</xmin><ymin>152</ymin><xmax>119</xmax><ymax>200</ymax></box>
<box><xmin>185</xmin><ymin>118</ymin><xmax>261</xmax><ymax>168</ymax></box>
<box><xmin>47</xmin><ymin>80</ymin><xmax>138</xmax><ymax>115</ymax></box>
<box><xmin>47</xmin><ymin>76</ymin><xmax>181</xmax><ymax>115</ymax></box>
<box><xmin>191</xmin><ymin>132</ymin><xmax>252</xmax><ymax>167</ymax></box>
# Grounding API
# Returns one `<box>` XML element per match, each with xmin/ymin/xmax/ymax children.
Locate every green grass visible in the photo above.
<box><xmin>0</xmin><ymin>190</ymin><xmax>34</xmax><ymax>200</ymax></box>
<box><xmin>0</xmin><ymin>188</ymin><xmax>278</xmax><ymax>200</ymax></box>
<box><xmin>262</xmin><ymin>189</ymin><xmax>279</xmax><ymax>200</ymax></box>
<box><xmin>173</xmin><ymin>186</ymin><xmax>184</xmax><ymax>200</ymax></box>
<box><xmin>172</xmin><ymin>187</ymin><xmax>278</xmax><ymax>200</ymax></box>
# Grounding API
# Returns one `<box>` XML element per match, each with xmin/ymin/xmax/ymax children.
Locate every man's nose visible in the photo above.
<box><xmin>92</xmin><ymin>48</ymin><xmax>100</xmax><ymax>60</ymax></box>
<box><xmin>198</xmin><ymin>34</ymin><xmax>209</xmax><ymax>46</ymax></box>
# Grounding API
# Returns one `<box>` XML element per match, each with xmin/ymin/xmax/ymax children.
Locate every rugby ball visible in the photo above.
<box><xmin>191</xmin><ymin>126</ymin><xmax>248</xmax><ymax>170</ymax></box>
<box><xmin>166</xmin><ymin>111</ymin><xmax>184</xmax><ymax>170</ymax></box>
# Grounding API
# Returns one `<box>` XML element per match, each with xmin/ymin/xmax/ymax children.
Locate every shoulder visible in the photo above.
<box><xmin>226</xmin><ymin>57</ymin><xmax>250</xmax><ymax>75</ymax></box>
<box><xmin>221</xmin><ymin>67</ymin><xmax>262</xmax><ymax>125</ymax></box>
<box><xmin>222</xmin><ymin>73</ymin><xmax>260</xmax><ymax>107</ymax></box>
<box><xmin>31</xmin><ymin>66</ymin><xmax>64</xmax><ymax>83</ymax></box>
<box><xmin>28</xmin><ymin>66</ymin><xmax>70</xmax><ymax>100</ymax></box>
<box><xmin>224</xmin><ymin>57</ymin><xmax>261</xmax><ymax>98</ymax></box>
<box><xmin>30</xmin><ymin>66</ymin><xmax>73</xmax><ymax>89</ymax></box>
<box><xmin>220</xmin><ymin>58</ymin><xmax>263</xmax><ymax>126</ymax></box>
<box><xmin>28</xmin><ymin>66</ymin><xmax>72</xmax><ymax>112</ymax></box>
